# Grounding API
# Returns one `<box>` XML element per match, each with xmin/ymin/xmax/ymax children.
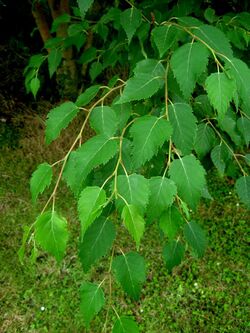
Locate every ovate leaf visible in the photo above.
<box><xmin>30</xmin><ymin>77</ymin><xmax>40</xmax><ymax>98</ymax></box>
<box><xmin>30</xmin><ymin>162</ymin><xmax>52</xmax><ymax>203</ymax></box>
<box><xmin>75</xmin><ymin>85</ymin><xmax>100</xmax><ymax>107</ymax></box>
<box><xmin>171</xmin><ymin>42</ymin><xmax>209</xmax><ymax>99</ymax></box>
<box><xmin>77</xmin><ymin>0</ymin><xmax>94</xmax><ymax>18</ymax></box>
<box><xmin>205</xmin><ymin>73</ymin><xmax>236</xmax><ymax>119</ymax></box>
<box><xmin>147</xmin><ymin>177</ymin><xmax>177</xmax><ymax>219</ymax></box>
<box><xmin>48</xmin><ymin>48</ymin><xmax>62</xmax><ymax>78</ymax></box>
<box><xmin>211</xmin><ymin>143</ymin><xmax>232</xmax><ymax>175</ymax></box>
<box><xmin>152</xmin><ymin>25</ymin><xmax>178</xmax><ymax>58</ymax></box>
<box><xmin>163</xmin><ymin>240</ymin><xmax>185</xmax><ymax>273</ymax></box>
<box><xmin>35</xmin><ymin>211</ymin><xmax>68</xmax><ymax>262</ymax></box>
<box><xmin>79</xmin><ymin>217</ymin><xmax>116</xmax><ymax>272</ymax></box>
<box><xmin>45</xmin><ymin>101</ymin><xmax>79</xmax><ymax>144</ymax></box>
<box><xmin>112</xmin><ymin>316</ymin><xmax>139</xmax><ymax>333</ymax></box>
<box><xmin>159</xmin><ymin>206</ymin><xmax>184</xmax><ymax>239</ymax></box>
<box><xmin>183</xmin><ymin>220</ymin><xmax>207</xmax><ymax>258</ymax></box>
<box><xmin>63</xmin><ymin>135</ymin><xmax>118</xmax><ymax>195</ymax></box>
<box><xmin>192</xmin><ymin>24</ymin><xmax>233</xmax><ymax>58</ymax></box>
<box><xmin>111</xmin><ymin>102</ymin><xmax>132</xmax><ymax>132</ymax></box>
<box><xmin>225</xmin><ymin>58</ymin><xmax>250</xmax><ymax>115</ymax></box>
<box><xmin>168</xmin><ymin>103</ymin><xmax>197</xmax><ymax>155</ymax></box>
<box><xmin>116</xmin><ymin>174</ymin><xmax>149</xmax><ymax>213</ymax></box>
<box><xmin>120</xmin><ymin>8</ymin><xmax>142</xmax><ymax>44</ymax></box>
<box><xmin>80</xmin><ymin>282</ymin><xmax>105</xmax><ymax>328</ymax></box>
<box><xmin>122</xmin><ymin>205</ymin><xmax>145</xmax><ymax>249</ymax></box>
<box><xmin>169</xmin><ymin>155</ymin><xmax>206</xmax><ymax>209</ymax></box>
<box><xmin>235</xmin><ymin>176</ymin><xmax>250</xmax><ymax>209</ymax></box>
<box><xmin>90</xmin><ymin>106</ymin><xmax>117</xmax><ymax>136</ymax></box>
<box><xmin>90</xmin><ymin>61</ymin><xmax>103</xmax><ymax>81</ymax></box>
<box><xmin>78</xmin><ymin>186</ymin><xmax>106</xmax><ymax>236</ymax></box>
<box><xmin>237</xmin><ymin>117</ymin><xmax>250</xmax><ymax>145</ymax></box>
<box><xmin>112</xmin><ymin>252</ymin><xmax>146</xmax><ymax>300</ymax></box>
<box><xmin>194</xmin><ymin>123</ymin><xmax>216</xmax><ymax>158</ymax></box>
<box><xmin>130</xmin><ymin>115</ymin><xmax>172</xmax><ymax>168</ymax></box>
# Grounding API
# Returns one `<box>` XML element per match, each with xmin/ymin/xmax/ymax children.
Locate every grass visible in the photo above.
<box><xmin>0</xmin><ymin>117</ymin><xmax>249</xmax><ymax>333</ymax></box>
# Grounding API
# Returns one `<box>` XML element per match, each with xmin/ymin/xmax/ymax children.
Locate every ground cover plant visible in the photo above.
<box><xmin>2</xmin><ymin>0</ymin><xmax>249</xmax><ymax>331</ymax></box>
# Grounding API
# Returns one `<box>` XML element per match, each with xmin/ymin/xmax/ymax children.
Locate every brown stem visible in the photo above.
<box><xmin>32</xmin><ymin>2</ymin><xmax>52</xmax><ymax>45</ymax></box>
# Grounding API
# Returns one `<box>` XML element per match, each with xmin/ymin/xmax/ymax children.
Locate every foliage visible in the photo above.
<box><xmin>22</xmin><ymin>0</ymin><xmax>249</xmax><ymax>330</ymax></box>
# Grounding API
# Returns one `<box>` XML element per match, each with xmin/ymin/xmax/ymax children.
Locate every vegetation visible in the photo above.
<box><xmin>0</xmin><ymin>0</ymin><xmax>249</xmax><ymax>332</ymax></box>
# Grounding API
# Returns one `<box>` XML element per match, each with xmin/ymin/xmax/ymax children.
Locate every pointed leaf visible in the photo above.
<box><xmin>75</xmin><ymin>85</ymin><xmax>100</xmax><ymax>107</ymax></box>
<box><xmin>130</xmin><ymin>115</ymin><xmax>172</xmax><ymax>168</ymax></box>
<box><xmin>192</xmin><ymin>24</ymin><xmax>233</xmax><ymax>58</ymax></box>
<box><xmin>77</xmin><ymin>0</ymin><xmax>94</xmax><ymax>18</ymax></box>
<box><xmin>30</xmin><ymin>77</ymin><xmax>40</xmax><ymax>98</ymax></box>
<box><xmin>116</xmin><ymin>174</ymin><xmax>150</xmax><ymax>213</ymax></box>
<box><xmin>90</xmin><ymin>106</ymin><xmax>117</xmax><ymax>136</ymax></box>
<box><xmin>235</xmin><ymin>176</ymin><xmax>250</xmax><ymax>209</ymax></box>
<box><xmin>169</xmin><ymin>155</ymin><xmax>206</xmax><ymax>209</ymax></box>
<box><xmin>225</xmin><ymin>58</ymin><xmax>250</xmax><ymax>115</ymax></box>
<box><xmin>205</xmin><ymin>73</ymin><xmax>236</xmax><ymax>119</ymax></box>
<box><xmin>237</xmin><ymin>117</ymin><xmax>250</xmax><ymax>145</ymax></box>
<box><xmin>159</xmin><ymin>206</ymin><xmax>184</xmax><ymax>239</ymax></box>
<box><xmin>90</xmin><ymin>61</ymin><xmax>103</xmax><ymax>81</ymax></box>
<box><xmin>79</xmin><ymin>217</ymin><xmax>116</xmax><ymax>272</ymax></box>
<box><xmin>80</xmin><ymin>281</ymin><xmax>105</xmax><ymax>328</ymax></box>
<box><xmin>122</xmin><ymin>205</ymin><xmax>145</xmax><ymax>249</ymax></box>
<box><xmin>78</xmin><ymin>186</ymin><xmax>106</xmax><ymax>236</ymax></box>
<box><xmin>171</xmin><ymin>42</ymin><xmax>209</xmax><ymax>99</ymax></box>
<box><xmin>111</xmin><ymin>102</ymin><xmax>132</xmax><ymax>133</ymax></box>
<box><xmin>64</xmin><ymin>135</ymin><xmax>118</xmax><ymax>195</ymax></box>
<box><xmin>45</xmin><ymin>101</ymin><xmax>79</xmax><ymax>144</ymax></box>
<box><xmin>194</xmin><ymin>123</ymin><xmax>216</xmax><ymax>158</ymax></box>
<box><xmin>34</xmin><ymin>211</ymin><xmax>68</xmax><ymax>262</ymax></box>
<box><xmin>152</xmin><ymin>25</ymin><xmax>179</xmax><ymax>58</ymax></box>
<box><xmin>112</xmin><ymin>316</ymin><xmax>139</xmax><ymax>333</ymax></box>
<box><xmin>147</xmin><ymin>177</ymin><xmax>177</xmax><ymax>219</ymax></box>
<box><xmin>48</xmin><ymin>48</ymin><xmax>62</xmax><ymax>78</ymax></box>
<box><xmin>163</xmin><ymin>240</ymin><xmax>185</xmax><ymax>273</ymax></box>
<box><xmin>112</xmin><ymin>252</ymin><xmax>146</xmax><ymax>300</ymax></box>
<box><xmin>183</xmin><ymin>220</ymin><xmax>207</xmax><ymax>258</ymax></box>
<box><xmin>120</xmin><ymin>8</ymin><xmax>142</xmax><ymax>44</ymax></box>
<box><xmin>30</xmin><ymin>162</ymin><xmax>52</xmax><ymax>203</ymax></box>
<box><xmin>211</xmin><ymin>143</ymin><xmax>232</xmax><ymax>175</ymax></box>
<box><xmin>168</xmin><ymin>103</ymin><xmax>197</xmax><ymax>155</ymax></box>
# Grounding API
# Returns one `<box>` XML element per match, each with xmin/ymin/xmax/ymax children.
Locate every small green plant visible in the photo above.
<box><xmin>21</xmin><ymin>0</ymin><xmax>250</xmax><ymax>331</ymax></box>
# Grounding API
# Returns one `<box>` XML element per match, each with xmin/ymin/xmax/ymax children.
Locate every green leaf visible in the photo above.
<box><xmin>235</xmin><ymin>176</ymin><xmax>250</xmax><ymax>209</ymax></box>
<box><xmin>64</xmin><ymin>135</ymin><xmax>118</xmax><ymax>195</ymax></box>
<box><xmin>218</xmin><ymin>111</ymin><xmax>242</xmax><ymax>146</ymax></box>
<box><xmin>116</xmin><ymin>174</ymin><xmax>150</xmax><ymax>213</ymax></box>
<box><xmin>116</xmin><ymin>59</ymin><xmax>165</xmax><ymax>104</ymax></box>
<box><xmin>90</xmin><ymin>61</ymin><xmax>103</xmax><ymax>81</ymax></box>
<box><xmin>163</xmin><ymin>240</ymin><xmax>185</xmax><ymax>273</ymax></box>
<box><xmin>48</xmin><ymin>48</ymin><xmax>62</xmax><ymax>78</ymax></box>
<box><xmin>205</xmin><ymin>73</ymin><xmax>236</xmax><ymax>119</ymax></box>
<box><xmin>194</xmin><ymin>123</ymin><xmax>216</xmax><ymax>158</ymax></box>
<box><xmin>122</xmin><ymin>205</ymin><xmax>145</xmax><ymax>249</ymax></box>
<box><xmin>147</xmin><ymin>177</ymin><xmax>177</xmax><ymax>219</ymax></box>
<box><xmin>112</xmin><ymin>316</ymin><xmax>139</xmax><ymax>333</ymax></box>
<box><xmin>192</xmin><ymin>24</ymin><xmax>233</xmax><ymax>58</ymax></box>
<box><xmin>120</xmin><ymin>7</ymin><xmax>142</xmax><ymax>44</ymax></box>
<box><xmin>78</xmin><ymin>186</ymin><xmax>106</xmax><ymax>236</ymax></box>
<box><xmin>30</xmin><ymin>163</ymin><xmax>53</xmax><ymax>203</ymax></box>
<box><xmin>245</xmin><ymin>154</ymin><xmax>250</xmax><ymax>166</ymax></box>
<box><xmin>169</xmin><ymin>155</ymin><xmax>206</xmax><ymax>209</ymax></box>
<box><xmin>130</xmin><ymin>115</ymin><xmax>172</xmax><ymax>168</ymax></box>
<box><xmin>90</xmin><ymin>106</ymin><xmax>117</xmax><ymax>136</ymax></box>
<box><xmin>79</xmin><ymin>217</ymin><xmax>116</xmax><ymax>272</ymax></box>
<box><xmin>159</xmin><ymin>206</ymin><xmax>184</xmax><ymax>239</ymax></box>
<box><xmin>30</xmin><ymin>77</ymin><xmax>40</xmax><ymax>98</ymax></box>
<box><xmin>51</xmin><ymin>13</ymin><xmax>71</xmax><ymax>33</ymax></box>
<box><xmin>152</xmin><ymin>25</ymin><xmax>178</xmax><ymax>58</ymax></box>
<box><xmin>225</xmin><ymin>58</ymin><xmax>250</xmax><ymax>115</ymax></box>
<box><xmin>183</xmin><ymin>220</ymin><xmax>207</xmax><ymax>258</ymax></box>
<box><xmin>237</xmin><ymin>117</ymin><xmax>250</xmax><ymax>145</ymax></box>
<box><xmin>34</xmin><ymin>211</ymin><xmax>69</xmax><ymax>262</ymax></box>
<box><xmin>112</xmin><ymin>252</ymin><xmax>146</xmax><ymax>300</ymax></box>
<box><xmin>80</xmin><ymin>281</ymin><xmax>105</xmax><ymax>328</ymax></box>
<box><xmin>77</xmin><ymin>0</ymin><xmax>94</xmax><ymax>18</ymax></box>
<box><xmin>111</xmin><ymin>102</ymin><xmax>132</xmax><ymax>133</ymax></box>
<box><xmin>27</xmin><ymin>54</ymin><xmax>45</xmax><ymax>68</ymax></box>
<box><xmin>168</xmin><ymin>103</ymin><xmax>197</xmax><ymax>155</ymax></box>
<box><xmin>75</xmin><ymin>85</ymin><xmax>100</xmax><ymax>107</ymax></box>
<box><xmin>18</xmin><ymin>225</ymin><xmax>31</xmax><ymax>264</ymax></box>
<box><xmin>171</xmin><ymin>42</ymin><xmax>209</xmax><ymax>99</ymax></box>
<box><xmin>210</xmin><ymin>143</ymin><xmax>232</xmax><ymax>175</ymax></box>
<box><xmin>45</xmin><ymin>101</ymin><xmax>79</xmax><ymax>144</ymax></box>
